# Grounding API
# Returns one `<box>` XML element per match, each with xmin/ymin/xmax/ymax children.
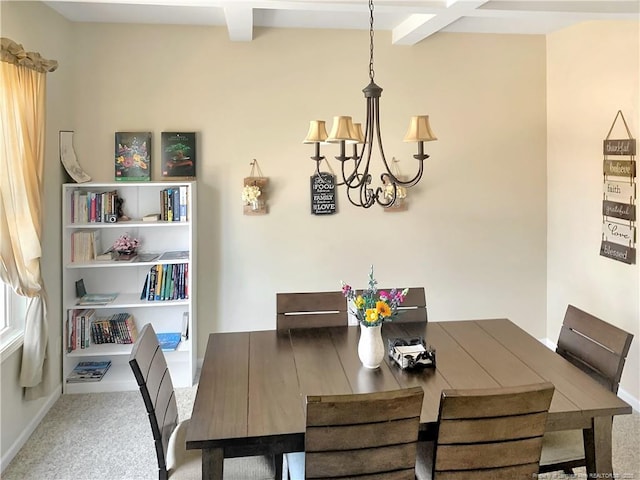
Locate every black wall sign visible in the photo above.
<box><xmin>310</xmin><ymin>173</ymin><xmax>337</xmax><ymax>215</ymax></box>
<box><xmin>600</xmin><ymin>240</ymin><xmax>636</xmax><ymax>265</ymax></box>
<box><xmin>604</xmin><ymin>139</ymin><xmax>636</xmax><ymax>156</ymax></box>
<box><xmin>602</xmin><ymin>200</ymin><xmax>636</xmax><ymax>221</ymax></box>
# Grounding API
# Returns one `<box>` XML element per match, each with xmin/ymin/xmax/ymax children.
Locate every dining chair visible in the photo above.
<box><xmin>129</xmin><ymin>323</ymin><xmax>276</xmax><ymax>480</ymax></box>
<box><xmin>286</xmin><ymin>386</ymin><xmax>425</xmax><ymax>480</ymax></box>
<box><xmin>355</xmin><ymin>286</ymin><xmax>427</xmax><ymax>323</ymax></box>
<box><xmin>538</xmin><ymin>304</ymin><xmax>634</xmax><ymax>474</ymax></box>
<box><xmin>276</xmin><ymin>291</ymin><xmax>348</xmax><ymax>330</ymax></box>
<box><xmin>415</xmin><ymin>382</ymin><xmax>555</xmax><ymax>480</ymax></box>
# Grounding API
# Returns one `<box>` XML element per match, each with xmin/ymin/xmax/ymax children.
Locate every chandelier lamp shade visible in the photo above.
<box><xmin>303</xmin><ymin>0</ymin><xmax>437</xmax><ymax>209</ymax></box>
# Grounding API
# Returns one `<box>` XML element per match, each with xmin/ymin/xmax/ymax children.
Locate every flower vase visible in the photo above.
<box><xmin>358</xmin><ymin>324</ymin><xmax>385</xmax><ymax>369</ymax></box>
<box><xmin>116</xmin><ymin>250</ymin><xmax>137</xmax><ymax>261</ymax></box>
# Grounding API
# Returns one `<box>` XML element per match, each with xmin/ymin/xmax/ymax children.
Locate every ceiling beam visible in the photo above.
<box><xmin>223</xmin><ymin>3</ymin><xmax>254</xmax><ymax>41</ymax></box>
<box><xmin>392</xmin><ymin>0</ymin><xmax>490</xmax><ymax>45</ymax></box>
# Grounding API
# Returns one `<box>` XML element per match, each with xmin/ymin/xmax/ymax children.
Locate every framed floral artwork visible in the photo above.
<box><xmin>115</xmin><ymin>132</ymin><xmax>151</xmax><ymax>181</ymax></box>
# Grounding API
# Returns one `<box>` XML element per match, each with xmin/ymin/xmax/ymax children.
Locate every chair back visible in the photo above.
<box><xmin>433</xmin><ymin>382</ymin><xmax>555</xmax><ymax>479</ymax></box>
<box><xmin>304</xmin><ymin>386</ymin><xmax>424</xmax><ymax>480</ymax></box>
<box><xmin>355</xmin><ymin>287</ymin><xmax>427</xmax><ymax>323</ymax></box>
<box><xmin>276</xmin><ymin>291</ymin><xmax>348</xmax><ymax>330</ymax></box>
<box><xmin>129</xmin><ymin>323</ymin><xmax>178</xmax><ymax>480</ymax></box>
<box><xmin>557</xmin><ymin>305</ymin><xmax>633</xmax><ymax>393</ymax></box>
<box><xmin>393</xmin><ymin>287</ymin><xmax>427</xmax><ymax>323</ymax></box>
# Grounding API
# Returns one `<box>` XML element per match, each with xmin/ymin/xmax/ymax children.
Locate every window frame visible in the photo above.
<box><xmin>1</xmin><ymin>283</ymin><xmax>27</xmax><ymax>361</ymax></box>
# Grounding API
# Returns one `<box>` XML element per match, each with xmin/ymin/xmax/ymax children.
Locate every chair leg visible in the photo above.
<box><xmin>274</xmin><ymin>453</ymin><xmax>283</xmax><ymax>480</ymax></box>
<box><xmin>563</xmin><ymin>468</ymin><xmax>574</xmax><ymax>474</ymax></box>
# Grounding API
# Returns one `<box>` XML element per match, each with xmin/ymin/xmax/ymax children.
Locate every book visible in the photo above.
<box><xmin>161</xmin><ymin>132</ymin><xmax>196</xmax><ymax>179</ymax></box>
<box><xmin>156</xmin><ymin>332</ymin><xmax>181</xmax><ymax>351</ymax></box>
<box><xmin>142</xmin><ymin>213</ymin><xmax>160</xmax><ymax>222</ymax></box>
<box><xmin>115</xmin><ymin>132</ymin><xmax>151</xmax><ymax>182</ymax></box>
<box><xmin>158</xmin><ymin>250</ymin><xmax>189</xmax><ymax>261</ymax></box>
<box><xmin>66</xmin><ymin>361</ymin><xmax>111</xmax><ymax>383</ymax></box>
<box><xmin>136</xmin><ymin>252</ymin><xmax>160</xmax><ymax>262</ymax></box>
<box><xmin>181</xmin><ymin>312</ymin><xmax>189</xmax><ymax>340</ymax></box>
<box><xmin>75</xmin><ymin>279</ymin><xmax>118</xmax><ymax>305</ymax></box>
<box><xmin>77</xmin><ymin>293</ymin><xmax>118</xmax><ymax>305</ymax></box>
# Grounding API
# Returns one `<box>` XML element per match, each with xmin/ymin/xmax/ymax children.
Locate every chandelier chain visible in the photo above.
<box><xmin>368</xmin><ymin>0</ymin><xmax>375</xmax><ymax>81</ymax></box>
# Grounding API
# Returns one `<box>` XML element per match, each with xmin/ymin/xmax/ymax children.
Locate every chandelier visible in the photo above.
<box><xmin>303</xmin><ymin>0</ymin><xmax>437</xmax><ymax>209</ymax></box>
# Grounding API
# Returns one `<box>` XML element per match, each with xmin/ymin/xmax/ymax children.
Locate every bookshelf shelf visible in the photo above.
<box><xmin>61</xmin><ymin>182</ymin><xmax>197</xmax><ymax>394</ymax></box>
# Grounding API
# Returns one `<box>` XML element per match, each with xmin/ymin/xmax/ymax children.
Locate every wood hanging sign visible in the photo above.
<box><xmin>600</xmin><ymin>110</ymin><xmax>636</xmax><ymax>264</ymax></box>
<box><xmin>603</xmin><ymin>180</ymin><xmax>635</xmax><ymax>200</ymax></box>
<box><xmin>603</xmin><ymin>110</ymin><xmax>636</xmax><ymax>156</ymax></box>
<box><xmin>383</xmin><ymin>158</ymin><xmax>409</xmax><ymax>212</ymax></box>
<box><xmin>603</xmin><ymin>160</ymin><xmax>635</xmax><ymax>178</ymax></box>
<box><xmin>600</xmin><ymin>240</ymin><xmax>636</xmax><ymax>264</ymax></box>
<box><xmin>602</xmin><ymin>200</ymin><xmax>635</xmax><ymax>221</ymax></box>
<box><xmin>604</xmin><ymin>139</ymin><xmax>636</xmax><ymax>156</ymax></box>
<box><xmin>602</xmin><ymin>220</ymin><xmax>635</xmax><ymax>245</ymax></box>
<box><xmin>243</xmin><ymin>159</ymin><xmax>269</xmax><ymax>215</ymax></box>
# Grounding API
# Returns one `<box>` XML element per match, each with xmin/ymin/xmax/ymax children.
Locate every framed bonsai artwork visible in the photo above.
<box><xmin>115</xmin><ymin>132</ymin><xmax>151</xmax><ymax>181</ymax></box>
<box><xmin>161</xmin><ymin>132</ymin><xmax>196</xmax><ymax>179</ymax></box>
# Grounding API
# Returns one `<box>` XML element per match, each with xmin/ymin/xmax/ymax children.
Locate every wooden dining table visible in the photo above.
<box><xmin>185</xmin><ymin>319</ymin><xmax>632</xmax><ymax>479</ymax></box>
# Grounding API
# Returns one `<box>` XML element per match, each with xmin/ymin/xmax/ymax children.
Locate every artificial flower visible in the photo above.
<box><xmin>341</xmin><ymin>266</ymin><xmax>409</xmax><ymax>327</ymax></box>
<box><xmin>376</xmin><ymin>301</ymin><xmax>391</xmax><ymax>318</ymax></box>
<box><xmin>242</xmin><ymin>185</ymin><xmax>261</xmax><ymax>204</ymax></box>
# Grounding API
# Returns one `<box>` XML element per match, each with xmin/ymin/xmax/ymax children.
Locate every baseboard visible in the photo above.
<box><xmin>0</xmin><ymin>382</ymin><xmax>61</xmax><ymax>473</ymax></box>
<box><xmin>538</xmin><ymin>337</ymin><xmax>639</xmax><ymax>413</ymax></box>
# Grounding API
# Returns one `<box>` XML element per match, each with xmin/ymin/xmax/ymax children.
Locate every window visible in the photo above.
<box><xmin>1</xmin><ymin>281</ymin><xmax>27</xmax><ymax>360</ymax></box>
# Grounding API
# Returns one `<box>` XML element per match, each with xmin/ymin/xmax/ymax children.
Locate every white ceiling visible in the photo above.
<box><xmin>42</xmin><ymin>0</ymin><xmax>639</xmax><ymax>45</ymax></box>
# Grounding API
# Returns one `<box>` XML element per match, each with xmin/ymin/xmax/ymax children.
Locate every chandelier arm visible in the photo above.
<box><xmin>374</xmin><ymin>183</ymin><xmax>395</xmax><ymax>207</ymax></box>
<box><xmin>360</xmin><ymin>175</ymin><xmax>376</xmax><ymax>208</ymax></box>
<box><xmin>371</xmin><ymin>96</ymin><xmax>397</xmax><ymax>182</ymax></box>
<box><xmin>394</xmin><ymin>161</ymin><xmax>424</xmax><ymax>188</ymax></box>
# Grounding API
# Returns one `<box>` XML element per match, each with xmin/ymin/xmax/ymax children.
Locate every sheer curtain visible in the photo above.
<box><xmin>0</xmin><ymin>37</ymin><xmax>57</xmax><ymax>400</ymax></box>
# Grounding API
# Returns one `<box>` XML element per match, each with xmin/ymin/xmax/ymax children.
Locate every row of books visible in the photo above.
<box><xmin>141</xmin><ymin>263</ymin><xmax>189</xmax><ymax>301</ymax></box>
<box><xmin>70</xmin><ymin>230</ymin><xmax>101</xmax><ymax>262</ymax></box>
<box><xmin>160</xmin><ymin>187</ymin><xmax>188</xmax><ymax>222</ymax></box>
<box><xmin>66</xmin><ymin>309</ymin><xmax>96</xmax><ymax>351</ymax></box>
<box><xmin>70</xmin><ymin>189</ymin><xmax>119</xmax><ymax>224</ymax></box>
<box><xmin>92</xmin><ymin>313</ymin><xmax>139</xmax><ymax>345</ymax></box>
<box><xmin>68</xmin><ymin>186</ymin><xmax>189</xmax><ymax>224</ymax></box>
<box><xmin>66</xmin><ymin>310</ymin><xmax>138</xmax><ymax>352</ymax></box>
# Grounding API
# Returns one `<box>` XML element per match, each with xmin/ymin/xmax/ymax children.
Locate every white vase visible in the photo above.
<box><xmin>358</xmin><ymin>324</ymin><xmax>385</xmax><ymax>369</ymax></box>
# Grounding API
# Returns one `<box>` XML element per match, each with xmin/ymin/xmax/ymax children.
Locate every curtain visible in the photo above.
<box><xmin>0</xmin><ymin>37</ymin><xmax>57</xmax><ymax>400</ymax></box>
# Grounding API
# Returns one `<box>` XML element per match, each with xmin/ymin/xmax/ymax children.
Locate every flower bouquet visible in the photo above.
<box><xmin>341</xmin><ymin>266</ymin><xmax>409</xmax><ymax>327</ymax></box>
<box><xmin>242</xmin><ymin>184</ymin><xmax>261</xmax><ymax>207</ymax></box>
<box><xmin>112</xmin><ymin>233</ymin><xmax>140</xmax><ymax>260</ymax></box>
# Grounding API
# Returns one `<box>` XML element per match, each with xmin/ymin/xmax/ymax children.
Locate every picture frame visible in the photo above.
<box><xmin>161</xmin><ymin>132</ymin><xmax>196</xmax><ymax>179</ymax></box>
<box><xmin>115</xmin><ymin>132</ymin><xmax>151</xmax><ymax>181</ymax></box>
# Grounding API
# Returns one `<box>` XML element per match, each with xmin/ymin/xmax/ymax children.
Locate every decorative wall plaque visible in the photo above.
<box><xmin>310</xmin><ymin>173</ymin><xmax>337</xmax><ymax>215</ymax></box>
<box><xmin>601</xmin><ymin>110</ymin><xmax>636</xmax><ymax>264</ymax></box>
<box><xmin>243</xmin><ymin>159</ymin><xmax>269</xmax><ymax>215</ymax></box>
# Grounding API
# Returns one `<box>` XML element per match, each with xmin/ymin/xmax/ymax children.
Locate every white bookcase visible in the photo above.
<box><xmin>61</xmin><ymin>181</ymin><xmax>197</xmax><ymax>394</ymax></box>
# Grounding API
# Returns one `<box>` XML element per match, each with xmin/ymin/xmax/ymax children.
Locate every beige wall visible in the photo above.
<box><xmin>0</xmin><ymin>0</ymin><xmax>72</xmax><ymax>466</ymax></box>
<box><xmin>69</xmin><ymin>24</ymin><xmax>548</xmax><ymax>352</ymax></box>
<box><xmin>547</xmin><ymin>21</ymin><xmax>640</xmax><ymax>402</ymax></box>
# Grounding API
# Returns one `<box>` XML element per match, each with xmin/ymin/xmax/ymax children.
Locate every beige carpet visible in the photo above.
<box><xmin>2</xmin><ymin>384</ymin><xmax>639</xmax><ymax>480</ymax></box>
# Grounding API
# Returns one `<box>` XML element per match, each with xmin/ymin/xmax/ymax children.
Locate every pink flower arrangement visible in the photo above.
<box><xmin>112</xmin><ymin>233</ymin><xmax>140</xmax><ymax>253</ymax></box>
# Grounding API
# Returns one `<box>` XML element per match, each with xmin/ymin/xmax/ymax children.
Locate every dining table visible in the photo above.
<box><xmin>185</xmin><ymin>319</ymin><xmax>632</xmax><ymax>479</ymax></box>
